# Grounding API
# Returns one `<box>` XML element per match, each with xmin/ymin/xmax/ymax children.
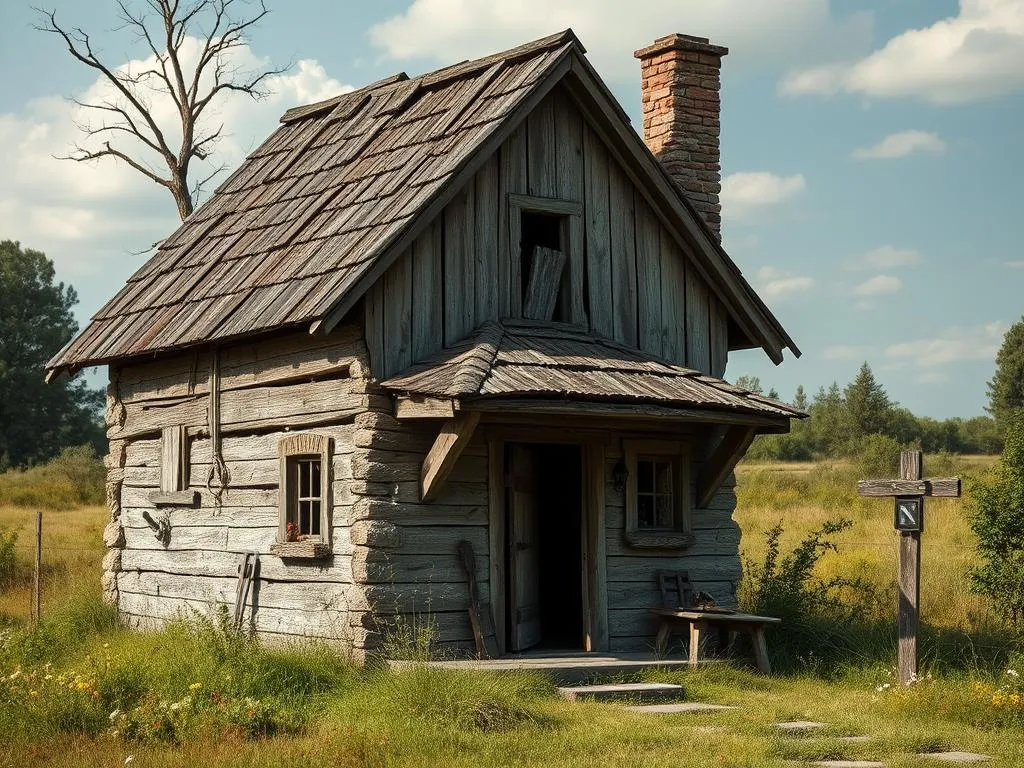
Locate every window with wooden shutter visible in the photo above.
<box><xmin>147</xmin><ymin>425</ymin><xmax>198</xmax><ymax>506</ymax></box>
<box><xmin>623</xmin><ymin>439</ymin><xmax>693</xmax><ymax>549</ymax></box>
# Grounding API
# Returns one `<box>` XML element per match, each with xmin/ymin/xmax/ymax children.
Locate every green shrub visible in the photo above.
<box><xmin>740</xmin><ymin>517</ymin><xmax>883</xmax><ymax>671</ymax></box>
<box><xmin>0</xmin><ymin>444</ymin><xmax>105</xmax><ymax>509</ymax></box>
<box><xmin>0</xmin><ymin>527</ymin><xmax>17</xmax><ymax>589</ymax></box>
<box><xmin>852</xmin><ymin>433</ymin><xmax>903</xmax><ymax>478</ymax></box>
<box><xmin>968</xmin><ymin>412</ymin><xmax>1024</xmax><ymax>629</ymax></box>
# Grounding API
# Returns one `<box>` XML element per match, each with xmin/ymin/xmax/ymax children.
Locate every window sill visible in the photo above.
<box><xmin>270</xmin><ymin>541</ymin><xmax>332</xmax><ymax>559</ymax></box>
<box><xmin>148</xmin><ymin>490</ymin><xmax>200</xmax><ymax>507</ymax></box>
<box><xmin>624</xmin><ymin>530</ymin><xmax>694</xmax><ymax>550</ymax></box>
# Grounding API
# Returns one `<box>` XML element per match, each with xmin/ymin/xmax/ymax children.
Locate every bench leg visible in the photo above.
<box><xmin>689</xmin><ymin>621</ymin><xmax>704</xmax><ymax>669</ymax></box>
<box><xmin>655</xmin><ymin>621</ymin><xmax>672</xmax><ymax>656</ymax></box>
<box><xmin>751</xmin><ymin>627</ymin><xmax>771</xmax><ymax>674</ymax></box>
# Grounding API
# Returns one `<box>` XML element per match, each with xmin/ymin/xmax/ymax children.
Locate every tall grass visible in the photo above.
<box><xmin>0</xmin><ymin>445</ymin><xmax>105</xmax><ymax>509</ymax></box>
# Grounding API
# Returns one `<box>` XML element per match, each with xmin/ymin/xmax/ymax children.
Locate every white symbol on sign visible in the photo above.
<box><xmin>898</xmin><ymin>502</ymin><xmax>916</xmax><ymax>526</ymax></box>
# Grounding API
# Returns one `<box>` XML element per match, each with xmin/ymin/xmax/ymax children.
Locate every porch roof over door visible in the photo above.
<box><xmin>380</xmin><ymin>320</ymin><xmax>805</xmax><ymax>428</ymax></box>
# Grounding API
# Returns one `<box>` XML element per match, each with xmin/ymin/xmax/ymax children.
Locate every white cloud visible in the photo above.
<box><xmin>859</xmin><ymin>245</ymin><xmax>921</xmax><ymax>269</ymax></box>
<box><xmin>755</xmin><ymin>266</ymin><xmax>815</xmax><ymax>300</ymax></box>
<box><xmin>781</xmin><ymin>0</ymin><xmax>1024</xmax><ymax>104</ymax></box>
<box><xmin>1006</xmin><ymin>260</ymin><xmax>1024</xmax><ymax>268</ymax></box>
<box><xmin>885</xmin><ymin>321</ymin><xmax>1008</xmax><ymax>367</ymax></box>
<box><xmin>853</xmin><ymin>130</ymin><xmax>947</xmax><ymax>159</ymax></box>
<box><xmin>824</xmin><ymin>344</ymin><xmax>871</xmax><ymax>361</ymax></box>
<box><xmin>853</xmin><ymin>275</ymin><xmax>902</xmax><ymax>296</ymax></box>
<box><xmin>370</xmin><ymin>1</ymin><xmax>873</xmax><ymax>80</ymax></box>
<box><xmin>720</xmin><ymin>172</ymin><xmax>806</xmax><ymax>219</ymax></box>
<box><xmin>0</xmin><ymin>39</ymin><xmax>347</xmax><ymax>315</ymax></box>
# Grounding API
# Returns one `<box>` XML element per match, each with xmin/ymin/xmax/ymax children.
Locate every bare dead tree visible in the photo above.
<box><xmin>36</xmin><ymin>0</ymin><xmax>288</xmax><ymax>220</ymax></box>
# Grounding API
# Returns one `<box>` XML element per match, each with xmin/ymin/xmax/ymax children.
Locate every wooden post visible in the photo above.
<box><xmin>32</xmin><ymin>511</ymin><xmax>42</xmax><ymax>626</ymax></box>
<box><xmin>856</xmin><ymin>450</ymin><xmax>961</xmax><ymax>687</ymax></box>
<box><xmin>897</xmin><ymin>451</ymin><xmax>921</xmax><ymax>685</ymax></box>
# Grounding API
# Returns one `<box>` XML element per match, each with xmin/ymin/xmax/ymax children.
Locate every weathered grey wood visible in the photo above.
<box><xmin>474</xmin><ymin>154</ymin><xmax>500</xmax><ymax>324</ymax></box>
<box><xmin>383</xmin><ymin>246</ymin><xmax>414</xmax><ymax>378</ymax></box>
<box><xmin>654</xmin><ymin>227</ymin><xmax>682</xmax><ymax>364</ymax></box>
<box><xmin>503</xmin><ymin>121</ymin><xmax>528</xmax><ymax>318</ymax></box>
<box><xmin>526</xmin><ymin>95</ymin><xmax>557</xmax><ymax>198</ymax></box>
<box><xmin>270</xmin><ymin>540</ymin><xmax>332</xmax><ymax>559</ymax></box>
<box><xmin>697</xmin><ymin>427</ymin><xmax>757</xmax><ymax>509</ymax></box>
<box><xmin>899</xmin><ymin>450</ymin><xmax>922</xmax><ymax>686</ymax></box>
<box><xmin>160</xmin><ymin>425</ymin><xmax>188</xmax><ymax>492</ymax></box>
<box><xmin>443</xmin><ymin>185</ymin><xmax>476</xmax><ymax>345</ymax></box>
<box><xmin>148</xmin><ymin>490</ymin><xmax>200</xmax><ymax>507</ymax></box>
<box><xmin>686</xmin><ymin>270</ymin><xmax>711</xmax><ymax>374</ymax></box>
<box><xmin>508</xmin><ymin>445</ymin><xmax>542</xmax><ymax>651</ymax></box>
<box><xmin>353</xmin><ymin>453</ymin><xmax>486</xmax><ymax>484</ymax></box>
<box><xmin>584</xmin><ymin>126</ymin><xmax>613</xmax><ymax>336</ymax></box>
<box><xmin>857</xmin><ymin>479</ymin><xmax>961</xmax><ymax>497</ymax></box>
<box><xmin>608</xmin><ymin>164</ymin><xmax>638</xmax><ymax>346</ymax></box>
<box><xmin>635</xmin><ymin>197</ymin><xmax>662</xmax><ymax>356</ymax></box>
<box><xmin>118</xmin><ymin>570</ymin><xmax>350</xmax><ymax>611</ymax></box>
<box><xmin>126</xmin><ymin>426</ymin><xmax>355</xmax><ymax>468</ymax></box>
<box><xmin>421</xmin><ymin>412</ymin><xmax>483</xmax><ymax>502</ymax></box>
<box><xmin>120</xmin><ymin>548</ymin><xmax>354</xmax><ymax>583</ymax></box>
<box><xmin>123</xmin><ymin>484</ymin><xmax>277</xmax><ymax>510</ymax></box>
<box><xmin>709</xmin><ymin>297</ymin><xmax>728</xmax><ymax>379</ymax></box>
<box><xmin>411</xmin><ymin>221</ymin><xmax>444</xmax><ymax>362</ymax></box>
<box><xmin>606</xmin><ymin>555</ymin><xmax>741</xmax><ymax>586</ymax></box>
<box><xmin>586</xmin><ymin>442</ymin><xmax>609</xmax><ymax>651</ymax></box>
<box><xmin>364</xmin><ymin>278</ymin><xmax>386</xmax><ymax>379</ymax></box>
<box><xmin>353</xmin><ymin>549</ymin><xmax>488</xmax><ymax>584</ymax></box>
<box><xmin>487</xmin><ymin>437</ymin><xmax>506</xmax><ymax>655</ymax></box>
<box><xmin>521</xmin><ymin>246</ymin><xmax>567</xmax><ymax>321</ymax></box>
<box><xmin>507</xmin><ymin>194</ymin><xmax>582</xmax><ymax>217</ymax></box>
<box><xmin>110</xmin><ymin>380</ymin><xmax>370</xmax><ymax>440</ymax></box>
<box><xmin>116</xmin><ymin>325</ymin><xmax>367</xmax><ymax>403</ymax></box>
<box><xmin>395</xmin><ymin>395</ymin><xmax>457</xmax><ymax>420</ymax></box>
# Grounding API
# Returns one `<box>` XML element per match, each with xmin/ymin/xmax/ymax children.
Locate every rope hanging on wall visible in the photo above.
<box><xmin>206</xmin><ymin>346</ymin><xmax>230</xmax><ymax>509</ymax></box>
<box><xmin>108</xmin><ymin>367</ymin><xmax>127</xmax><ymax>430</ymax></box>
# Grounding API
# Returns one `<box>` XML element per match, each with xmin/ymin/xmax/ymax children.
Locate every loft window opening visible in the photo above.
<box><xmin>520</xmin><ymin>210</ymin><xmax>568</xmax><ymax>321</ymax></box>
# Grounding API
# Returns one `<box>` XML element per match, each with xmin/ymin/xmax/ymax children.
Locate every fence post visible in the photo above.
<box><xmin>32</xmin><ymin>511</ymin><xmax>41</xmax><ymax>626</ymax></box>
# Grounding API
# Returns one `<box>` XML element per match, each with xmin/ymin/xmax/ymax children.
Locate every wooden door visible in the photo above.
<box><xmin>508</xmin><ymin>445</ymin><xmax>542</xmax><ymax>651</ymax></box>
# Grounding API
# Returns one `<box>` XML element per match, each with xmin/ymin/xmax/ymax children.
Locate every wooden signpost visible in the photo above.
<box><xmin>857</xmin><ymin>450</ymin><xmax>961</xmax><ymax>685</ymax></box>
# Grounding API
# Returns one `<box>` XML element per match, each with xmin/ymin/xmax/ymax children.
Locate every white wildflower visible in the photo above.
<box><xmin>124</xmin><ymin>757</ymin><xmax>135</xmax><ymax>766</ymax></box>
<box><xmin>875</xmin><ymin>683</ymin><xmax>891</xmax><ymax>692</ymax></box>
<box><xmin>109</xmin><ymin>709</ymin><xmax>121</xmax><ymax>721</ymax></box>
<box><xmin>1007</xmin><ymin>669</ymin><xmax>1019</xmax><ymax>677</ymax></box>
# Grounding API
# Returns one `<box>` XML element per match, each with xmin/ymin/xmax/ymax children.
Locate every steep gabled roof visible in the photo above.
<box><xmin>382</xmin><ymin>320</ymin><xmax>804</xmax><ymax>422</ymax></box>
<box><xmin>47</xmin><ymin>30</ymin><xmax>798</xmax><ymax>376</ymax></box>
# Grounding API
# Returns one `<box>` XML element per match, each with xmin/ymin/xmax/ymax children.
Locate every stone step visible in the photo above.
<box><xmin>626</xmin><ymin>702</ymin><xmax>736</xmax><ymax>714</ymax></box>
<box><xmin>557</xmin><ymin>682</ymin><xmax>684</xmax><ymax>703</ymax></box>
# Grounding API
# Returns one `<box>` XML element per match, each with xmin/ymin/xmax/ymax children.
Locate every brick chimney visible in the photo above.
<box><xmin>634</xmin><ymin>34</ymin><xmax>728</xmax><ymax>240</ymax></box>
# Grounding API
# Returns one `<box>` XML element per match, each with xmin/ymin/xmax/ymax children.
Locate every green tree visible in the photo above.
<box><xmin>843</xmin><ymin>362</ymin><xmax>892</xmax><ymax>439</ymax></box>
<box><xmin>0</xmin><ymin>241</ymin><xmax>103</xmax><ymax>468</ymax></box>
<box><xmin>968</xmin><ymin>412</ymin><xmax>1024</xmax><ymax>628</ymax></box>
<box><xmin>792</xmin><ymin>384</ymin><xmax>808</xmax><ymax>411</ymax></box>
<box><xmin>987</xmin><ymin>317</ymin><xmax>1024</xmax><ymax>432</ymax></box>
<box><xmin>735</xmin><ymin>375</ymin><xmax>763</xmax><ymax>395</ymax></box>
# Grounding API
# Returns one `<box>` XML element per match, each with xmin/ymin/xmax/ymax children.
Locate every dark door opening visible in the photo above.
<box><xmin>506</xmin><ymin>443</ymin><xmax>584</xmax><ymax>652</ymax></box>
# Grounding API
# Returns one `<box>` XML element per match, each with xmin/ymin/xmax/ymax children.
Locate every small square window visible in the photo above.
<box><xmin>624</xmin><ymin>440</ymin><xmax>692</xmax><ymax>548</ymax></box>
<box><xmin>291</xmin><ymin>456</ymin><xmax>323</xmax><ymax>537</ymax></box>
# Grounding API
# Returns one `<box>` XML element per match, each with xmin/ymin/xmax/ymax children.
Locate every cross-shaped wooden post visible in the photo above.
<box><xmin>857</xmin><ymin>450</ymin><xmax>961</xmax><ymax>685</ymax></box>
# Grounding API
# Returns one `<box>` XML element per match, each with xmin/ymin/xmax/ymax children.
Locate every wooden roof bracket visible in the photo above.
<box><xmin>395</xmin><ymin>395</ymin><xmax>459</xmax><ymax>419</ymax></box>
<box><xmin>695</xmin><ymin>425</ymin><xmax>757</xmax><ymax>509</ymax></box>
<box><xmin>421</xmin><ymin>411</ymin><xmax>482</xmax><ymax>502</ymax></box>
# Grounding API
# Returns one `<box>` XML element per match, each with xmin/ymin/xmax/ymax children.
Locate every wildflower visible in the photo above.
<box><xmin>875</xmin><ymin>683</ymin><xmax>891</xmax><ymax>692</ymax></box>
<box><xmin>1007</xmin><ymin>669</ymin><xmax>1019</xmax><ymax>677</ymax></box>
<box><xmin>125</xmin><ymin>757</ymin><xmax>134</xmax><ymax>766</ymax></box>
<box><xmin>29</xmin><ymin>690</ymin><xmax>38</xmax><ymax>697</ymax></box>
<box><xmin>189</xmin><ymin>682</ymin><xmax>202</xmax><ymax>691</ymax></box>
<box><xmin>109</xmin><ymin>709</ymin><xmax>121</xmax><ymax>721</ymax></box>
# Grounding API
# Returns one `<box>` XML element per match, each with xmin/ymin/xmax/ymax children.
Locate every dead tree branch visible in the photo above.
<box><xmin>35</xmin><ymin>0</ymin><xmax>288</xmax><ymax>220</ymax></box>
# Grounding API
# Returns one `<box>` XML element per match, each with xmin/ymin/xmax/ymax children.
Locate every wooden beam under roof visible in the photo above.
<box><xmin>421</xmin><ymin>411</ymin><xmax>482</xmax><ymax>502</ymax></box>
<box><xmin>696</xmin><ymin>426</ymin><xmax>757</xmax><ymax>508</ymax></box>
<box><xmin>395</xmin><ymin>395</ymin><xmax>458</xmax><ymax>419</ymax></box>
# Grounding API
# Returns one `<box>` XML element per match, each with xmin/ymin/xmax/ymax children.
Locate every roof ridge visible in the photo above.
<box><xmin>280</xmin><ymin>72</ymin><xmax>410</xmax><ymax>124</ymax></box>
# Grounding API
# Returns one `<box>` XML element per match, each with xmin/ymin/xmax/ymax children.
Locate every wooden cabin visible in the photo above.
<box><xmin>47</xmin><ymin>30</ymin><xmax>802</xmax><ymax>659</ymax></box>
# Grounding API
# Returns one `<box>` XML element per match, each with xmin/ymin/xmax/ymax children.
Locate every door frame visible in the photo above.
<box><xmin>486</xmin><ymin>427</ymin><xmax>608</xmax><ymax>655</ymax></box>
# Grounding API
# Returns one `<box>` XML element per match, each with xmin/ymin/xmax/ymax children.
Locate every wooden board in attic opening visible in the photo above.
<box><xmin>47</xmin><ymin>29</ymin><xmax>803</xmax><ymax>662</ymax></box>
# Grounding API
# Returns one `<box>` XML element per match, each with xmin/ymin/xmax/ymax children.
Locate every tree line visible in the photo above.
<box><xmin>741</xmin><ymin>360</ymin><xmax>1009</xmax><ymax>462</ymax></box>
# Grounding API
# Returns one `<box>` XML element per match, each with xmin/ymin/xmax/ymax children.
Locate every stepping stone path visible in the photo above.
<box><xmin>626</xmin><ymin>702</ymin><xmax>736</xmax><ymax>714</ymax></box>
<box><xmin>775</xmin><ymin>720</ymin><xmax>828</xmax><ymax>731</ymax></box>
<box><xmin>917</xmin><ymin>754</ymin><xmax>992</xmax><ymax>764</ymax></box>
<box><xmin>557</xmin><ymin>682</ymin><xmax>683</xmax><ymax>703</ymax></box>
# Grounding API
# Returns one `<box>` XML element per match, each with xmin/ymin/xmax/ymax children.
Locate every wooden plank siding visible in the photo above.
<box><xmin>366</xmin><ymin>86</ymin><xmax>729</xmax><ymax>380</ymax></box>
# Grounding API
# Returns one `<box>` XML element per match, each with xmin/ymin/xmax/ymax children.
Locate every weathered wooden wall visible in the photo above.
<box><xmin>103</xmin><ymin>324</ymin><xmax>379</xmax><ymax>650</ymax></box>
<box><xmin>366</xmin><ymin>85</ymin><xmax>731</xmax><ymax>380</ymax></box>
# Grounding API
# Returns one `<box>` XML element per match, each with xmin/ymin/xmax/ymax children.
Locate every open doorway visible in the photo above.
<box><xmin>506</xmin><ymin>443</ymin><xmax>584</xmax><ymax>652</ymax></box>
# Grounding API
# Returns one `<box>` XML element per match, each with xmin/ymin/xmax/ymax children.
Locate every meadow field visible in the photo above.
<box><xmin>1</xmin><ymin>453</ymin><xmax>1022</xmax><ymax>767</ymax></box>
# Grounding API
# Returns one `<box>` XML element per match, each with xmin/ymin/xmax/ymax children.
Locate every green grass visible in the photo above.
<box><xmin>0</xmin><ymin>454</ymin><xmax>1022</xmax><ymax>766</ymax></box>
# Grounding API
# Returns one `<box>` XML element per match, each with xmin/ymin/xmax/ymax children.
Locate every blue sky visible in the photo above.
<box><xmin>1</xmin><ymin>0</ymin><xmax>1021</xmax><ymax>418</ymax></box>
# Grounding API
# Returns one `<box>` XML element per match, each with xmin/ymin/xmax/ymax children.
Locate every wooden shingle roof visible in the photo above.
<box><xmin>47</xmin><ymin>32</ymin><xmax>578</xmax><ymax>374</ymax></box>
<box><xmin>382</xmin><ymin>320</ymin><xmax>806</xmax><ymax>422</ymax></box>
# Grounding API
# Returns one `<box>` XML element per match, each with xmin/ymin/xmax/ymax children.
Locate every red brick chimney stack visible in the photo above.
<box><xmin>634</xmin><ymin>34</ymin><xmax>729</xmax><ymax>240</ymax></box>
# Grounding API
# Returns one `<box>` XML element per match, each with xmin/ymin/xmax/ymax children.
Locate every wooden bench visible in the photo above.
<box><xmin>651</xmin><ymin>571</ymin><xmax>781</xmax><ymax>674</ymax></box>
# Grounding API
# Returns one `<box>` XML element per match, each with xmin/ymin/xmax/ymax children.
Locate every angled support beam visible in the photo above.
<box><xmin>696</xmin><ymin>426</ymin><xmax>757</xmax><ymax>508</ymax></box>
<box><xmin>421</xmin><ymin>411</ymin><xmax>482</xmax><ymax>502</ymax></box>
<box><xmin>395</xmin><ymin>395</ymin><xmax>458</xmax><ymax>420</ymax></box>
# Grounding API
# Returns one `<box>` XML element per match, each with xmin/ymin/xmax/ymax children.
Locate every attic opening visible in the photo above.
<box><xmin>520</xmin><ymin>210</ymin><xmax>569</xmax><ymax>322</ymax></box>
